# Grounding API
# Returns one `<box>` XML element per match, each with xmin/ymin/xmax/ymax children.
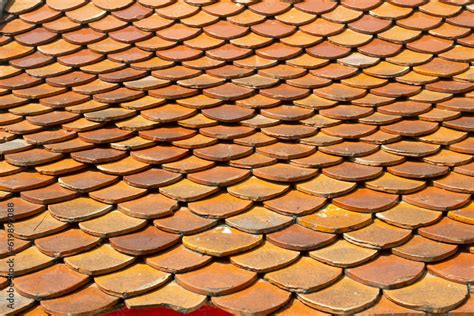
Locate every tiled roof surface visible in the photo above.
<box><xmin>0</xmin><ymin>0</ymin><xmax>473</xmax><ymax>314</ymax></box>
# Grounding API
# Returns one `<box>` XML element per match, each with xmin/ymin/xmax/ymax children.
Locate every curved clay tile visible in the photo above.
<box><xmin>0</xmin><ymin>1</ymin><xmax>473</xmax><ymax>314</ymax></box>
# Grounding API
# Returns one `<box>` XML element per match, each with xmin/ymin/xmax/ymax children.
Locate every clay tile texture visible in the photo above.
<box><xmin>0</xmin><ymin>0</ymin><xmax>473</xmax><ymax>315</ymax></box>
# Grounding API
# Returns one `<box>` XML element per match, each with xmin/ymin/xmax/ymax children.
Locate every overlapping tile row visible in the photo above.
<box><xmin>0</xmin><ymin>0</ymin><xmax>473</xmax><ymax>314</ymax></box>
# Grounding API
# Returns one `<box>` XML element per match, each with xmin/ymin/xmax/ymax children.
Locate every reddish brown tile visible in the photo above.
<box><xmin>333</xmin><ymin>188</ymin><xmax>398</xmax><ymax>213</ymax></box>
<box><xmin>15</xmin><ymin>28</ymin><xmax>57</xmax><ymax>46</ymax></box>
<box><xmin>41</xmin><ymin>284</ymin><xmax>119</xmax><ymax>315</ymax></box>
<box><xmin>176</xmin><ymin>262</ymin><xmax>256</xmax><ymax>296</ymax></box>
<box><xmin>347</xmin><ymin>254</ymin><xmax>424</xmax><ymax>289</ymax></box>
<box><xmin>212</xmin><ymin>280</ymin><xmax>290</xmax><ymax>315</ymax></box>
<box><xmin>5</xmin><ymin>149</ymin><xmax>62</xmax><ymax>167</ymax></box>
<box><xmin>64</xmin><ymin>244</ymin><xmax>134</xmax><ymax>276</ymax></box>
<box><xmin>403</xmin><ymin>187</ymin><xmax>470</xmax><ymax>211</ymax></box>
<box><xmin>419</xmin><ymin>217</ymin><xmax>474</xmax><ymax>244</ymax></box>
<box><xmin>118</xmin><ymin>193</ymin><xmax>178</xmax><ymax>219</ymax></box>
<box><xmin>71</xmin><ymin>148</ymin><xmax>127</xmax><ymax>163</ymax></box>
<box><xmin>110</xmin><ymin>226</ymin><xmax>179</xmax><ymax>255</ymax></box>
<box><xmin>154</xmin><ymin>207</ymin><xmax>217</xmax><ymax>234</ymax></box>
<box><xmin>21</xmin><ymin>183</ymin><xmax>78</xmax><ymax>205</ymax></box>
<box><xmin>253</xmin><ymin>163</ymin><xmax>317</xmax><ymax>182</ymax></box>
<box><xmin>267</xmin><ymin>224</ymin><xmax>336</xmax><ymax>251</ymax></box>
<box><xmin>428</xmin><ymin>252</ymin><xmax>473</xmax><ymax>284</ymax></box>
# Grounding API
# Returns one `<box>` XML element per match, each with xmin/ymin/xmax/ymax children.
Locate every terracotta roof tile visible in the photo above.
<box><xmin>95</xmin><ymin>263</ymin><xmax>170</xmax><ymax>298</ymax></box>
<box><xmin>15</xmin><ymin>264</ymin><xmax>89</xmax><ymax>299</ymax></box>
<box><xmin>176</xmin><ymin>262</ymin><xmax>256</xmax><ymax>296</ymax></box>
<box><xmin>0</xmin><ymin>246</ymin><xmax>54</xmax><ymax>277</ymax></box>
<box><xmin>64</xmin><ymin>244</ymin><xmax>135</xmax><ymax>275</ymax></box>
<box><xmin>41</xmin><ymin>284</ymin><xmax>119</xmax><ymax>315</ymax></box>
<box><xmin>0</xmin><ymin>286</ymin><xmax>35</xmax><ymax>315</ymax></box>
<box><xmin>125</xmin><ymin>281</ymin><xmax>206</xmax><ymax>313</ymax></box>
<box><xmin>310</xmin><ymin>239</ymin><xmax>377</xmax><ymax>268</ymax></box>
<box><xmin>153</xmin><ymin>207</ymin><xmax>217</xmax><ymax>234</ymax></box>
<box><xmin>298</xmin><ymin>277</ymin><xmax>379</xmax><ymax>314</ymax></box>
<box><xmin>2</xmin><ymin>1</ymin><xmax>473</xmax><ymax>314</ymax></box>
<box><xmin>79</xmin><ymin>210</ymin><xmax>147</xmax><ymax>237</ymax></box>
<box><xmin>265</xmin><ymin>256</ymin><xmax>341</xmax><ymax>292</ymax></box>
<box><xmin>346</xmin><ymin>254</ymin><xmax>424</xmax><ymax>289</ymax></box>
<box><xmin>384</xmin><ymin>273</ymin><xmax>468</xmax><ymax>313</ymax></box>
<box><xmin>212</xmin><ymin>280</ymin><xmax>290</xmax><ymax>315</ymax></box>
<box><xmin>35</xmin><ymin>228</ymin><xmax>100</xmax><ymax>258</ymax></box>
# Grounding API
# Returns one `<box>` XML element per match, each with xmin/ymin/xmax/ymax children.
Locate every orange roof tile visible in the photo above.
<box><xmin>0</xmin><ymin>0</ymin><xmax>473</xmax><ymax>314</ymax></box>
